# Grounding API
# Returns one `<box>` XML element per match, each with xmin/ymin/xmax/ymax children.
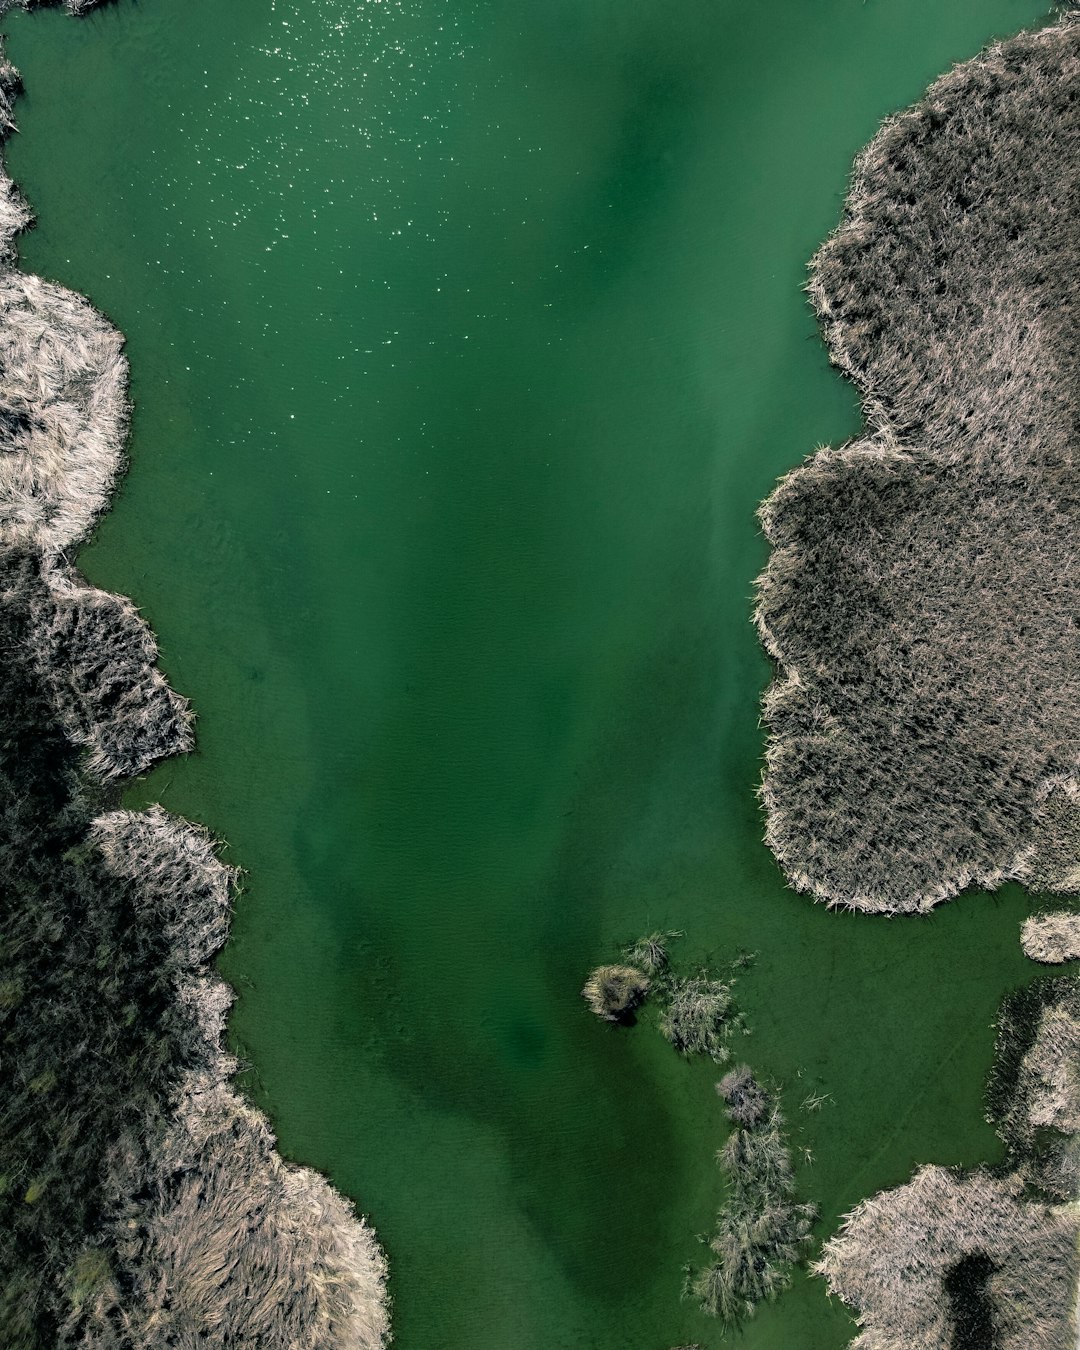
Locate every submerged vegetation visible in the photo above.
<box><xmin>691</xmin><ymin>1069</ymin><xmax>816</xmax><ymax>1326</ymax></box>
<box><xmin>755</xmin><ymin>11</ymin><xmax>1080</xmax><ymax>912</ymax></box>
<box><xmin>0</xmin><ymin>3</ymin><xmax>390</xmax><ymax>1345</ymax></box>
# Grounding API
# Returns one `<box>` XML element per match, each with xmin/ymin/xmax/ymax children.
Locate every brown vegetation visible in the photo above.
<box><xmin>659</xmin><ymin>974</ymin><xmax>737</xmax><ymax>1063</ymax></box>
<box><xmin>0</xmin><ymin>8</ymin><xmax>390</xmax><ymax>1346</ymax></box>
<box><xmin>716</xmin><ymin>1063</ymin><xmax>769</xmax><ymax>1128</ymax></box>
<box><xmin>755</xmin><ymin>14</ymin><xmax>1080</xmax><ymax>912</ymax></box>
<box><xmin>30</xmin><ymin>567</ymin><xmax>194</xmax><ymax>779</ymax></box>
<box><xmin>582</xmin><ymin>964</ymin><xmax>650</xmax><ymax>1022</ymax></box>
<box><xmin>1022</xmin><ymin>908</ymin><xmax>1080</xmax><ymax>964</ymax></box>
<box><xmin>692</xmin><ymin>1074</ymin><xmax>815</xmax><ymax>1325</ymax></box>
<box><xmin>770</xmin><ymin>17</ymin><xmax>1080</xmax><ymax>1345</ymax></box>
<box><xmin>624</xmin><ymin>929</ymin><xmax>682</xmax><ymax>979</ymax></box>
<box><xmin>822</xmin><ymin>923</ymin><xmax>1080</xmax><ymax>1345</ymax></box>
<box><xmin>0</xmin><ymin>271</ymin><xmax>128</xmax><ymax>555</ymax></box>
<box><xmin>988</xmin><ymin>973</ymin><xmax>1080</xmax><ymax>1201</ymax></box>
<box><xmin>816</xmin><ymin>1167</ymin><xmax>1079</xmax><ymax>1349</ymax></box>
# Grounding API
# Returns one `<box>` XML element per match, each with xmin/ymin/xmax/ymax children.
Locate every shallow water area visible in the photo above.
<box><xmin>3</xmin><ymin>0</ymin><xmax>1058</xmax><ymax>1345</ymax></box>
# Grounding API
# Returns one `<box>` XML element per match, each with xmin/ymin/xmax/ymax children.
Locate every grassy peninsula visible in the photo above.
<box><xmin>755</xmin><ymin>10</ymin><xmax>1080</xmax><ymax>914</ymax></box>
<box><xmin>0</xmin><ymin>2</ymin><xmax>389</xmax><ymax>1344</ymax></box>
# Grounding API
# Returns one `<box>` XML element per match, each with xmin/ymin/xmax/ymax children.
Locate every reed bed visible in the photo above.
<box><xmin>822</xmin><ymin>971</ymin><xmax>1080</xmax><ymax>1346</ymax></box>
<box><xmin>768</xmin><ymin>18</ymin><xmax>1080</xmax><ymax>1344</ymax></box>
<box><xmin>0</xmin><ymin>272</ymin><xmax>128</xmax><ymax>555</ymax></box>
<box><xmin>755</xmin><ymin>14</ymin><xmax>1080</xmax><ymax>912</ymax></box>
<box><xmin>1022</xmin><ymin>911</ymin><xmax>1080</xmax><ymax>965</ymax></box>
<box><xmin>0</xmin><ymin>550</ymin><xmax>392</xmax><ymax>1347</ymax></box>
<box><xmin>0</xmin><ymin>9</ymin><xmax>391</xmax><ymax>1344</ymax></box>
<box><xmin>816</xmin><ymin>1166</ymin><xmax>1079</xmax><ymax>1349</ymax></box>
<box><xmin>989</xmin><ymin>974</ymin><xmax>1080</xmax><ymax>1201</ymax></box>
<box><xmin>73</xmin><ymin>1075</ymin><xmax>390</xmax><ymax>1350</ymax></box>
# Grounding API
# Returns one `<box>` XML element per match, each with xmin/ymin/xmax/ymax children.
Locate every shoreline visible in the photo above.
<box><xmin>755</xmin><ymin>10</ymin><xmax>1080</xmax><ymax>1345</ymax></box>
<box><xmin>0</xmin><ymin>2</ymin><xmax>390</xmax><ymax>1343</ymax></box>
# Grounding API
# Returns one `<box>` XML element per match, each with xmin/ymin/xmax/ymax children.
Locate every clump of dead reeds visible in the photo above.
<box><xmin>717</xmin><ymin>1063</ymin><xmax>769</xmax><ymax>1128</ymax></box>
<box><xmin>0</xmin><ymin>550</ymin><xmax>392</xmax><ymax>1346</ymax></box>
<box><xmin>659</xmin><ymin>974</ymin><xmax>738</xmax><ymax>1063</ymax></box>
<box><xmin>755</xmin><ymin>14</ymin><xmax>1080</xmax><ymax>913</ymax></box>
<box><xmin>582</xmin><ymin>964</ymin><xmax>650</xmax><ymax>1022</ymax></box>
<box><xmin>623</xmin><ymin>929</ymin><xmax>683</xmax><ymax>980</ymax></box>
<box><xmin>1022</xmin><ymin>912</ymin><xmax>1080</xmax><ymax>965</ymax></box>
<box><xmin>584</xmin><ymin>934</ymin><xmax>744</xmax><ymax>1062</ymax></box>
<box><xmin>692</xmin><ymin>1078</ymin><xmax>816</xmax><ymax>1325</ymax></box>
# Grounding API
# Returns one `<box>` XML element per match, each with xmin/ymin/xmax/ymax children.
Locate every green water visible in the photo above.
<box><xmin>4</xmin><ymin>0</ymin><xmax>1058</xmax><ymax>1345</ymax></box>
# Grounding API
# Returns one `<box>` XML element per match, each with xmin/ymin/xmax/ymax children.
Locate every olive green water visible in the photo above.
<box><xmin>5</xmin><ymin>0</ymin><xmax>1058</xmax><ymax>1345</ymax></box>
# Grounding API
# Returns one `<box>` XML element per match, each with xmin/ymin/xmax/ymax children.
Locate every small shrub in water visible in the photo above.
<box><xmin>582</xmin><ymin>964</ymin><xmax>650</xmax><ymax>1023</ymax></box>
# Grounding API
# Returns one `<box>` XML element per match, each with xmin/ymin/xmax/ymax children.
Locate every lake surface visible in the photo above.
<box><xmin>5</xmin><ymin>0</ymin><xmax>1055</xmax><ymax>1345</ymax></box>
